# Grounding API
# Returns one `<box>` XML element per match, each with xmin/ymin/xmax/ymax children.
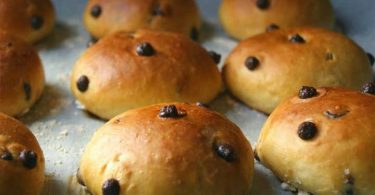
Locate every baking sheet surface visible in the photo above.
<box><xmin>20</xmin><ymin>0</ymin><xmax>375</xmax><ymax>194</ymax></box>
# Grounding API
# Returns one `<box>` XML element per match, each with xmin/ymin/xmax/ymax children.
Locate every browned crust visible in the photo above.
<box><xmin>220</xmin><ymin>0</ymin><xmax>334</xmax><ymax>40</ymax></box>
<box><xmin>0</xmin><ymin>0</ymin><xmax>55</xmax><ymax>43</ymax></box>
<box><xmin>0</xmin><ymin>32</ymin><xmax>45</xmax><ymax>116</ymax></box>
<box><xmin>223</xmin><ymin>27</ymin><xmax>373</xmax><ymax>114</ymax></box>
<box><xmin>79</xmin><ymin>102</ymin><xmax>254</xmax><ymax>195</ymax></box>
<box><xmin>71</xmin><ymin>30</ymin><xmax>222</xmax><ymax>119</ymax></box>
<box><xmin>257</xmin><ymin>87</ymin><xmax>375</xmax><ymax>194</ymax></box>
<box><xmin>0</xmin><ymin>112</ymin><xmax>45</xmax><ymax>195</ymax></box>
<box><xmin>83</xmin><ymin>0</ymin><xmax>200</xmax><ymax>38</ymax></box>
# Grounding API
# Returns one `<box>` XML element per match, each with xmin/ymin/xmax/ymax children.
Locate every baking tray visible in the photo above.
<box><xmin>19</xmin><ymin>0</ymin><xmax>375</xmax><ymax>194</ymax></box>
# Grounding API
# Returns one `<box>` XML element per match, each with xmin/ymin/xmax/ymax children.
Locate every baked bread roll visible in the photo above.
<box><xmin>219</xmin><ymin>0</ymin><xmax>334</xmax><ymax>40</ymax></box>
<box><xmin>0</xmin><ymin>112</ymin><xmax>45</xmax><ymax>195</ymax></box>
<box><xmin>83</xmin><ymin>0</ymin><xmax>201</xmax><ymax>40</ymax></box>
<box><xmin>78</xmin><ymin>103</ymin><xmax>254</xmax><ymax>195</ymax></box>
<box><xmin>0</xmin><ymin>0</ymin><xmax>55</xmax><ymax>43</ymax></box>
<box><xmin>223</xmin><ymin>27</ymin><xmax>373</xmax><ymax>114</ymax></box>
<box><xmin>71</xmin><ymin>30</ymin><xmax>222</xmax><ymax>120</ymax></box>
<box><xmin>256</xmin><ymin>85</ymin><xmax>375</xmax><ymax>195</ymax></box>
<box><xmin>0</xmin><ymin>32</ymin><xmax>45</xmax><ymax>116</ymax></box>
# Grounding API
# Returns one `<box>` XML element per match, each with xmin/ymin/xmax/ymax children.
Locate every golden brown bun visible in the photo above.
<box><xmin>0</xmin><ymin>32</ymin><xmax>45</xmax><ymax>116</ymax></box>
<box><xmin>0</xmin><ymin>0</ymin><xmax>55</xmax><ymax>43</ymax></box>
<box><xmin>256</xmin><ymin>87</ymin><xmax>375</xmax><ymax>195</ymax></box>
<box><xmin>83</xmin><ymin>0</ymin><xmax>201</xmax><ymax>39</ymax></box>
<box><xmin>223</xmin><ymin>27</ymin><xmax>373</xmax><ymax>114</ymax></box>
<box><xmin>0</xmin><ymin>112</ymin><xmax>45</xmax><ymax>195</ymax></box>
<box><xmin>219</xmin><ymin>0</ymin><xmax>334</xmax><ymax>40</ymax></box>
<box><xmin>79</xmin><ymin>103</ymin><xmax>254</xmax><ymax>195</ymax></box>
<box><xmin>71</xmin><ymin>30</ymin><xmax>222</xmax><ymax>120</ymax></box>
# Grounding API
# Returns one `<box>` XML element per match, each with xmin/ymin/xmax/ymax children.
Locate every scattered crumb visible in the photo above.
<box><xmin>58</xmin><ymin>73</ymin><xmax>70</xmax><ymax>84</ymax></box>
<box><xmin>74</xmin><ymin>100</ymin><xmax>86</xmax><ymax>110</ymax></box>
<box><xmin>59</xmin><ymin>130</ymin><xmax>69</xmax><ymax>136</ymax></box>
<box><xmin>281</xmin><ymin>182</ymin><xmax>297</xmax><ymax>192</ymax></box>
<box><xmin>76</xmin><ymin>125</ymin><xmax>85</xmax><ymax>133</ymax></box>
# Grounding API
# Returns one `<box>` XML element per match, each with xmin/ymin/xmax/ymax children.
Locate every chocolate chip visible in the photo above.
<box><xmin>214</xmin><ymin>143</ymin><xmax>236</xmax><ymax>162</ymax></box>
<box><xmin>23</xmin><ymin>82</ymin><xmax>32</xmax><ymax>101</ymax></box>
<box><xmin>345</xmin><ymin>175</ymin><xmax>355</xmax><ymax>185</ymax></box>
<box><xmin>87</xmin><ymin>37</ymin><xmax>98</xmax><ymax>48</ymax></box>
<box><xmin>256</xmin><ymin>0</ymin><xmax>270</xmax><ymax>10</ymax></box>
<box><xmin>208</xmin><ymin>51</ymin><xmax>221</xmax><ymax>64</ymax></box>
<box><xmin>245</xmin><ymin>56</ymin><xmax>260</xmax><ymax>71</ymax></box>
<box><xmin>196</xmin><ymin>102</ymin><xmax>209</xmax><ymax>108</ymax></box>
<box><xmin>113</xmin><ymin>119</ymin><xmax>121</xmax><ymax>124</ymax></box>
<box><xmin>324</xmin><ymin>110</ymin><xmax>349</xmax><ymax>119</ymax></box>
<box><xmin>325</xmin><ymin>52</ymin><xmax>334</xmax><ymax>61</ymax></box>
<box><xmin>297</xmin><ymin>122</ymin><xmax>317</xmax><ymax>140</ymax></box>
<box><xmin>76</xmin><ymin>169</ymin><xmax>86</xmax><ymax>186</ymax></box>
<box><xmin>289</xmin><ymin>34</ymin><xmax>305</xmax><ymax>43</ymax></box>
<box><xmin>266</xmin><ymin>24</ymin><xmax>279</xmax><ymax>32</ymax></box>
<box><xmin>19</xmin><ymin>150</ymin><xmax>37</xmax><ymax>169</ymax></box>
<box><xmin>1</xmin><ymin>151</ymin><xmax>12</xmax><ymax>161</ymax></box>
<box><xmin>152</xmin><ymin>4</ymin><xmax>164</xmax><ymax>16</ymax></box>
<box><xmin>31</xmin><ymin>15</ymin><xmax>43</xmax><ymax>30</ymax></box>
<box><xmin>91</xmin><ymin>5</ymin><xmax>102</xmax><ymax>18</ymax></box>
<box><xmin>77</xmin><ymin>75</ymin><xmax>89</xmax><ymax>93</ymax></box>
<box><xmin>159</xmin><ymin>105</ymin><xmax>183</xmax><ymax>118</ymax></box>
<box><xmin>299</xmin><ymin>86</ymin><xmax>318</xmax><ymax>99</ymax></box>
<box><xmin>102</xmin><ymin>179</ymin><xmax>120</xmax><ymax>195</ymax></box>
<box><xmin>361</xmin><ymin>82</ymin><xmax>375</xmax><ymax>95</ymax></box>
<box><xmin>136</xmin><ymin>42</ymin><xmax>155</xmax><ymax>56</ymax></box>
<box><xmin>367</xmin><ymin>53</ymin><xmax>374</xmax><ymax>66</ymax></box>
<box><xmin>190</xmin><ymin>27</ymin><xmax>199</xmax><ymax>42</ymax></box>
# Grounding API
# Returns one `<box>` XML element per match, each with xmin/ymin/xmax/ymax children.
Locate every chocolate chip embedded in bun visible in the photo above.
<box><xmin>102</xmin><ymin>179</ymin><xmax>120</xmax><ymax>195</ymax></box>
<box><xmin>223</xmin><ymin>27</ymin><xmax>373</xmax><ymax>114</ymax></box>
<box><xmin>299</xmin><ymin>86</ymin><xmax>318</xmax><ymax>99</ymax></box>
<box><xmin>244</xmin><ymin>56</ymin><xmax>260</xmax><ymax>71</ymax></box>
<box><xmin>289</xmin><ymin>34</ymin><xmax>306</xmax><ymax>43</ymax></box>
<box><xmin>208</xmin><ymin>51</ymin><xmax>222</xmax><ymax>65</ymax></box>
<box><xmin>297</xmin><ymin>121</ymin><xmax>318</xmax><ymax>140</ymax></box>
<box><xmin>71</xmin><ymin>30</ymin><xmax>222</xmax><ymax>120</ymax></box>
<box><xmin>0</xmin><ymin>32</ymin><xmax>45</xmax><ymax>117</ymax></box>
<box><xmin>0</xmin><ymin>113</ymin><xmax>45</xmax><ymax>195</ymax></box>
<box><xmin>362</xmin><ymin>82</ymin><xmax>375</xmax><ymax>95</ymax></box>
<box><xmin>83</xmin><ymin>0</ymin><xmax>201</xmax><ymax>39</ymax></box>
<box><xmin>219</xmin><ymin>0</ymin><xmax>334</xmax><ymax>40</ymax></box>
<box><xmin>266</xmin><ymin>24</ymin><xmax>280</xmax><ymax>32</ymax></box>
<box><xmin>256</xmin><ymin>87</ymin><xmax>375</xmax><ymax>194</ymax></box>
<box><xmin>19</xmin><ymin>150</ymin><xmax>38</xmax><ymax>169</ymax></box>
<box><xmin>78</xmin><ymin>103</ymin><xmax>254</xmax><ymax>195</ymax></box>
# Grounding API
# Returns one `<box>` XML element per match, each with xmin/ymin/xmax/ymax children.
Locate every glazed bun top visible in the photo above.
<box><xmin>0</xmin><ymin>32</ymin><xmax>45</xmax><ymax>117</ymax></box>
<box><xmin>0</xmin><ymin>0</ymin><xmax>55</xmax><ymax>43</ymax></box>
<box><xmin>79</xmin><ymin>103</ymin><xmax>254</xmax><ymax>195</ymax></box>
<box><xmin>260</xmin><ymin>86</ymin><xmax>375</xmax><ymax>144</ymax></box>
<box><xmin>83</xmin><ymin>0</ymin><xmax>201</xmax><ymax>39</ymax></box>
<box><xmin>0</xmin><ymin>112</ymin><xmax>45</xmax><ymax>195</ymax></box>
<box><xmin>223</xmin><ymin>27</ymin><xmax>373</xmax><ymax>114</ymax></box>
<box><xmin>71</xmin><ymin>29</ymin><xmax>222</xmax><ymax>119</ymax></box>
<box><xmin>256</xmin><ymin>85</ymin><xmax>375</xmax><ymax>194</ymax></box>
<box><xmin>220</xmin><ymin>0</ymin><xmax>334</xmax><ymax>40</ymax></box>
